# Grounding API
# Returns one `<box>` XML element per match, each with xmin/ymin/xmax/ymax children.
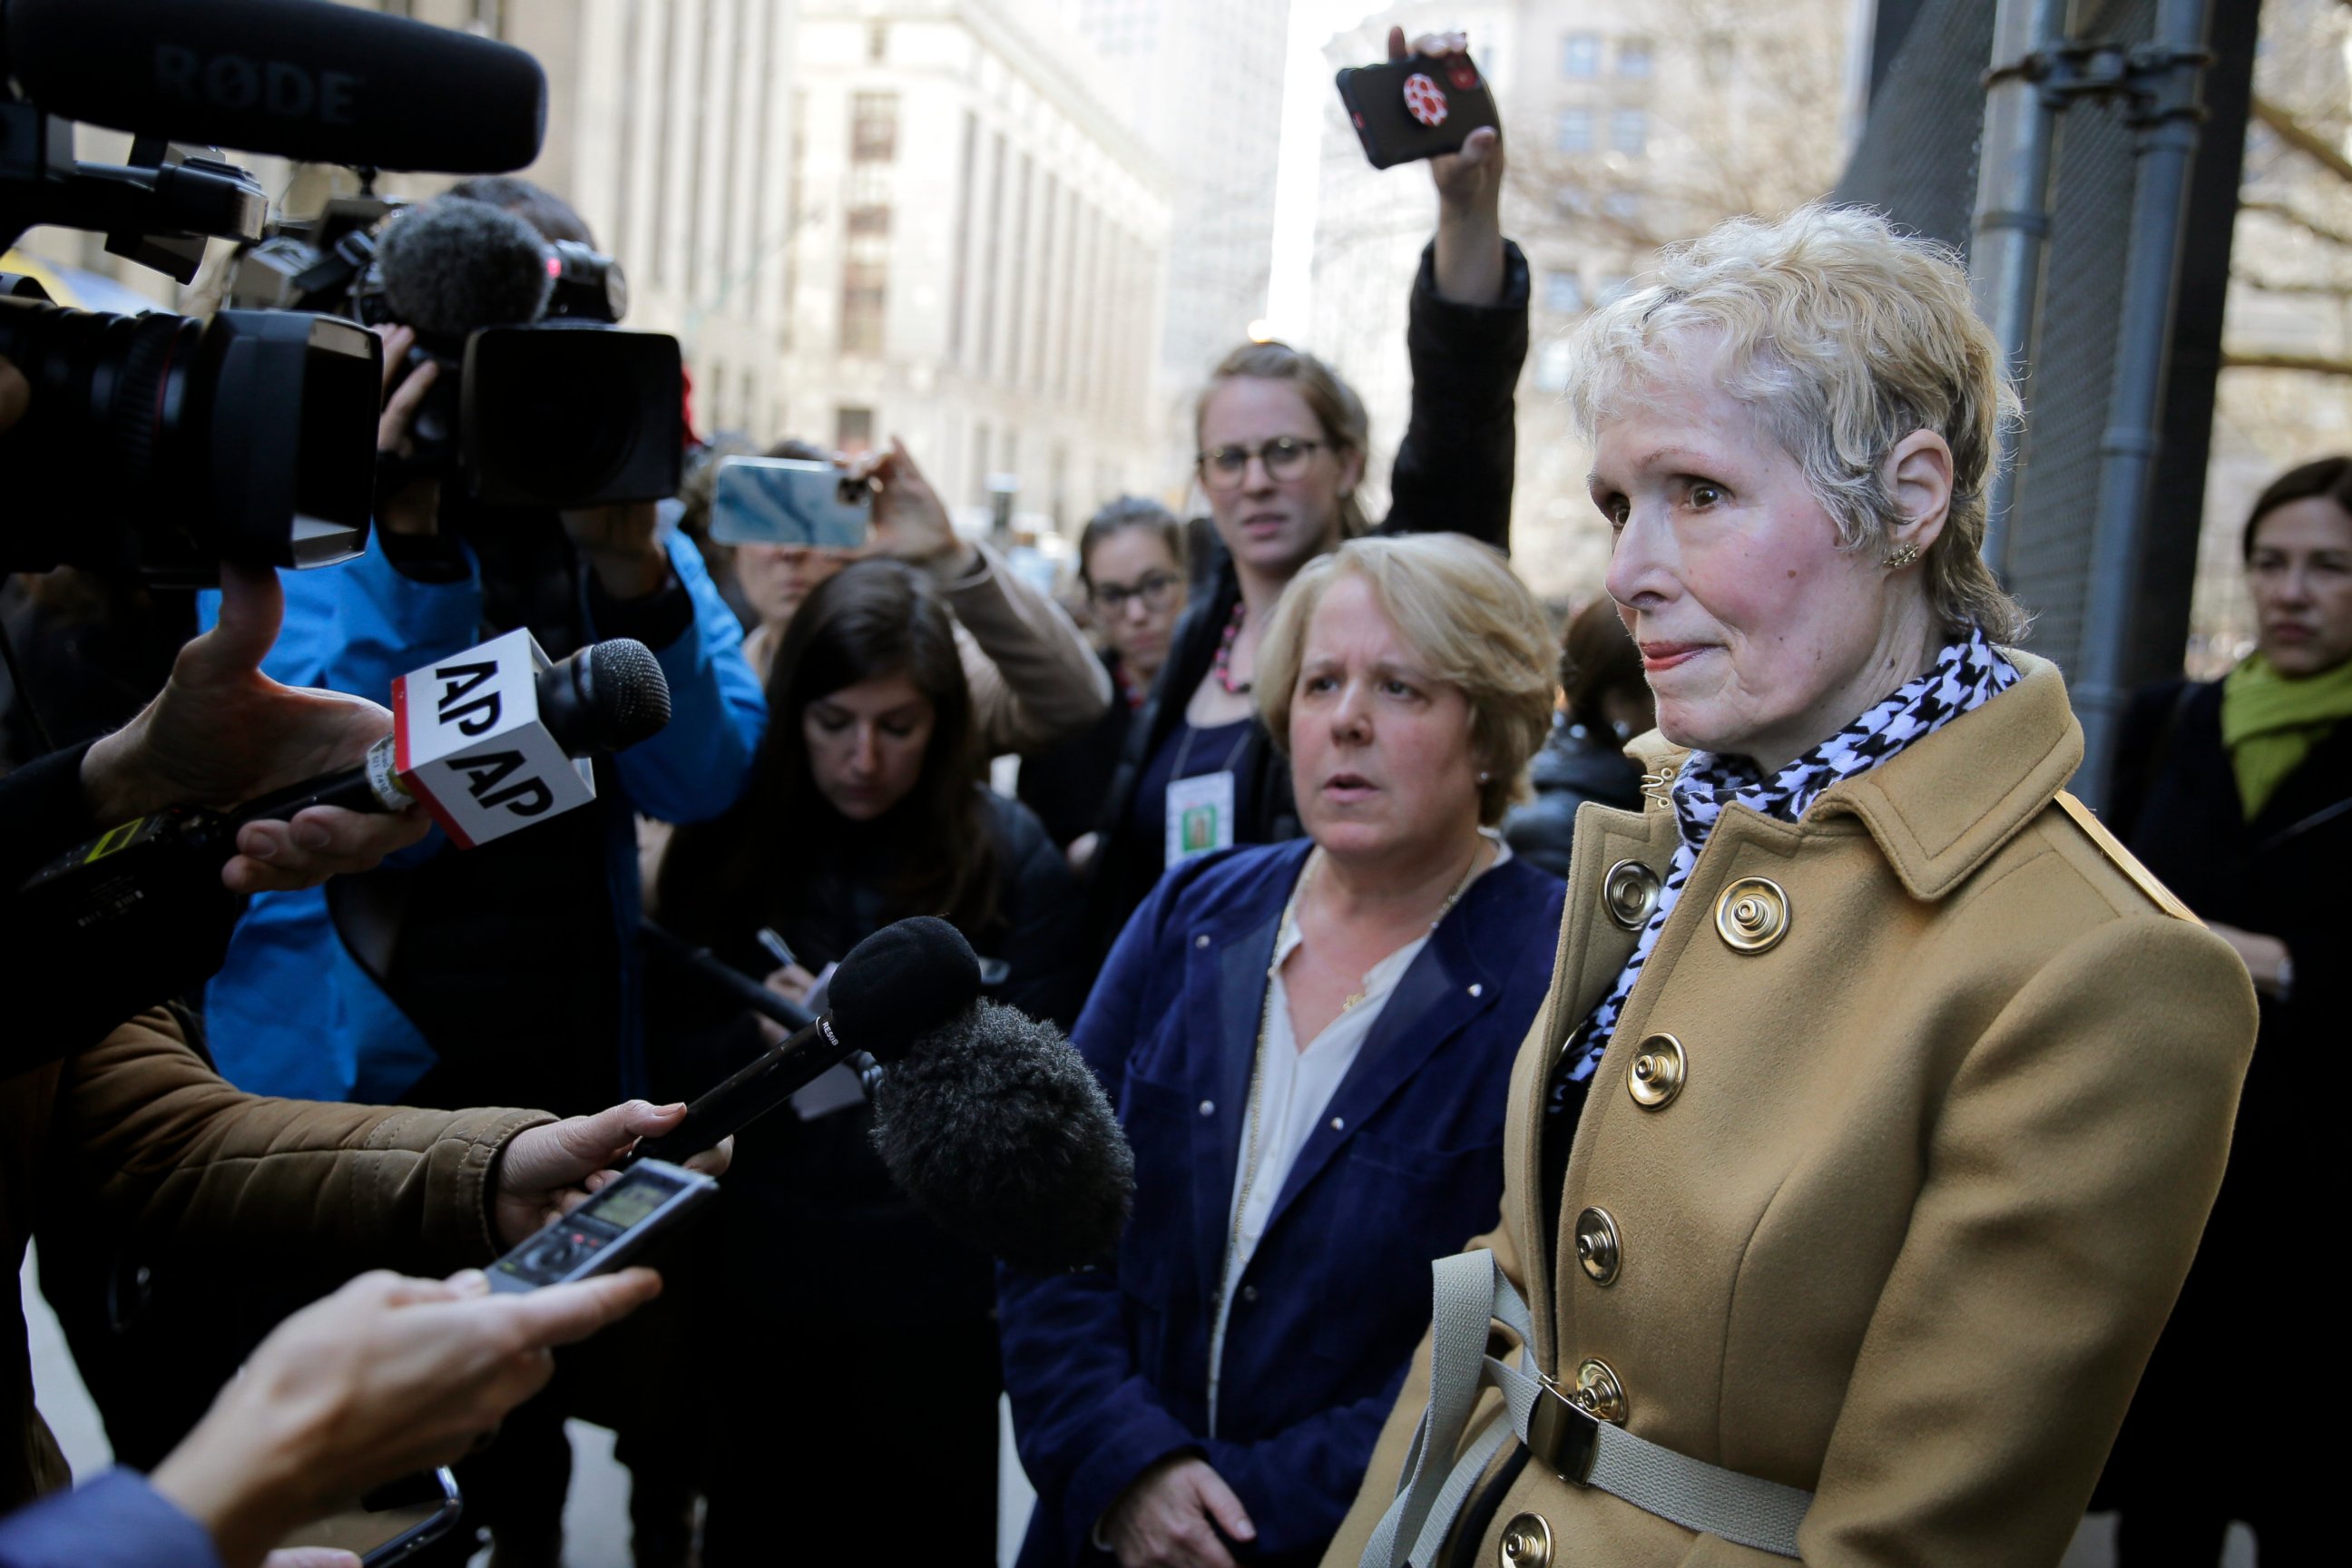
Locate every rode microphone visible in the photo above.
<box><xmin>236</xmin><ymin>632</ymin><xmax>671</xmax><ymax>848</ymax></box>
<box><xmin>4</xmin><ymin>0</ymin><xmax>549</xmax><ymax>174</ymax></box>
<box><xmin>639</xmin><ymin>917</ymin><xmax>1138</xmax><ymax>1270</ymax></box>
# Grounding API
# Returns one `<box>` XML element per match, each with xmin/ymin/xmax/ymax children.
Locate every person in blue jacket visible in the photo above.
<box><xmin>1000</xmin><ymin>535</ymin><xmax>1566</xmax><ymax>1568</ymax></box>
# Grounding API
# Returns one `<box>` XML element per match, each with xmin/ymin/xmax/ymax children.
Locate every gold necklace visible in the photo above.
<box><xmin>1308</xmin><ymin>839</ymin><xmax>1489</xmax><ymax>1009</ymax></box>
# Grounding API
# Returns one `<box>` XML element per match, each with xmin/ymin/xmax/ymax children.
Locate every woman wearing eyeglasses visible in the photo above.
<box><xmin>1021</xmin><ymin>497</ymin><xmax>1193</xmax><ymax>869</ymax></box>
<box><xmin>1082</xmin><ymin>28</ymin><xmax>1529</xmax><ymax>944</ymax></box>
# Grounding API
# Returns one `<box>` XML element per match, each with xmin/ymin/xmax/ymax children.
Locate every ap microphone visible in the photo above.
<box><xmin>2</xmin><ymin>632</ymin><xmax>669</xmax><ymax>1061</ymax></box>
<box><xmin>4</xmin><ymin>0</ymin><xmax>548</xmax><ymax>174</ymax></box>
<box><xmin>235</xmin><ymin>635</ymin><xmax>671</xmax><ymax>838</ymax></box>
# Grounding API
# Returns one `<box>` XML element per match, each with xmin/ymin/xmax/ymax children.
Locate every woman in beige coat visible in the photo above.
<box><xmin>1327</xmin><ymin>206</ymin><xmax>2257</xmax><ymax>1568</ymax></box>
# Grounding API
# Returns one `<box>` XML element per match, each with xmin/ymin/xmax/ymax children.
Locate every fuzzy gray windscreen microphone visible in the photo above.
<box><xmin>374</xmin><ymin>195</ymin><xmax>555</xmax><ymax>341</ymax></box>
<box><xmin>869</xmin><ymin>999</ymin><xmax>1135</xmax><ymax>1272</ymax></box>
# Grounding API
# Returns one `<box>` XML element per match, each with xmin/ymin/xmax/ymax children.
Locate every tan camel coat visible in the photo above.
<box><xmin>1324</xmin><ymin>652</ymin><xmax>2256</xmax><ymax>1568</ymax></box>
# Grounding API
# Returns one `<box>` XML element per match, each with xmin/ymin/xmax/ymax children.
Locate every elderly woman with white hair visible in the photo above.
<box><xmin>1326</xmin><ymin>205</ymin><xmax>2257</xmax><ymax>1568</ymax></box>
<box><xmin>1002</xmin><ymin>534</ymin><xmax>1567</xmax><ymax>1568</ymax></box>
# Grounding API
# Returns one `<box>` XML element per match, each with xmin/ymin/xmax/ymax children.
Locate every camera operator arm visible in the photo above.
<box><xmin>590</xmin><ymin>530</ymin><xmax>765</xmax><ymax>828</ymax></box>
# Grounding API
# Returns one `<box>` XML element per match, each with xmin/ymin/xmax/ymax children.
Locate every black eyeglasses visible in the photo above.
<box><xmin>1195</xmin><ymin>436</ymin><xmax>1326</xmax><ymax>491</ymax></box>
<box><xmin>1091</xmin><ymin>569</ymin><xmax>1183</xmax><ymax>613</ymax></box>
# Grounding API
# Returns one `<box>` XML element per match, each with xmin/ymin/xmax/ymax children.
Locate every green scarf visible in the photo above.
<box><xmin>2221</xmin><ymin>652</ymin><xmax>2352</xmax><ymax>820</ymax></box>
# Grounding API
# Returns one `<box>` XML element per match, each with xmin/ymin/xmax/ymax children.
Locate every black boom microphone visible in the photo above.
<box><xmin>870</xmin><ymin>998</ymin><xmax>1136</xmax><ymax>1272</ymax></box>
<box><xmin>635</xmin><ymin>916</ymin><xmax>1137</xmax><ymax>1270</ymax></box>
<box><xmin>630</xmin><ymin>917</ymin><xmax>985</xmax><ymax>1169</ymax></box>
<box><xmin>4</xmin><ymin>0</ymin><xmax>548</xmax><ymax>173</ymax></box>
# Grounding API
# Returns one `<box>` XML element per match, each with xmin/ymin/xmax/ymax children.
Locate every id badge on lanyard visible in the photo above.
<box><xmin>1165</xmin><ymin>770</ymin><xmax>1237</xmax><ymax>865</ymax></box>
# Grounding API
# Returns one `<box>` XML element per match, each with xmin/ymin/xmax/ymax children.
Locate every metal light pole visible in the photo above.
<box><xmin>1970</xmin><ymin>0</ymin><xmax>2070</xmax><ymax>583</ymax></box>
<box><xmin>2072</xmin><ymin>0</ymin><xmax>2213</xmax><ymax>808</ymax></box>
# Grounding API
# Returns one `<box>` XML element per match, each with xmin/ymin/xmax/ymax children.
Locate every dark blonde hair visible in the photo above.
<box><xmin>1196</xmin><ymin>341</ymin><xmax>1372</xmax><ymax>537</ymax></box>
<box><xmin>1256</xmin><ymin>534</ymin><xmax>1556</xmax><ymax>825</ymax></box>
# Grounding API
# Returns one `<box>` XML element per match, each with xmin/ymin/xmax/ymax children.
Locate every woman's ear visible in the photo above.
<box><xmin>1337</xmin><ymin>444</ymin><xmax>1367</xmax><ymax>502</ymax></box>
<box><xmin>1885</xmin><ymin>430</ymin><xmax>1954</xmax><ymax>557</ymax></box>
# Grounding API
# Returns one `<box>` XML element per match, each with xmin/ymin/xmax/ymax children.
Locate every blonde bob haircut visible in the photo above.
<box><xmin>1254</xmin><ymin>534</ymin><xmax>1555</xmax><ymax>826</ymax></box>
<box><xmin>1566</xmin><ymin>202</ymin><xmax>2030</xmax><ymax>643</ymax></box>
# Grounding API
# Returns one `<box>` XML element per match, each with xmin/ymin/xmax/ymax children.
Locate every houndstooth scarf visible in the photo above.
<box><xmin>1549</xmin><ymin>624</ymin><xmax>2020</xmax><ymax>1105</ymax></box>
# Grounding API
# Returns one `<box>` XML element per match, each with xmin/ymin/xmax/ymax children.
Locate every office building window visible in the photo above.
<box><xmin>1618</xmin><ymin>37</ymin><xmax>1653</xmax><ymax>77</ymax></box>
<box><xmin>842</xmin><ymin>260</ymin><xmax>887</xmax><ymax>353</ymax></box>
<box><xmin>1603</xmin><ymin>191</ymin><xmax>1642</xmax><ymax>222</ymax></box>
<box><xmin>1544</xmin><ymin>270</ymin><xmax>1583</xmax><ymax>314</ymax></box>
<box><xmin>1554</xmin><ymin>107</ymin><xmax>1593</xmax><ymax>154</ymax></box>
<box><xmin>1561</xmin><ymin>34</ymin><xmax>1600</xmax><ymax>78</ymax></box>
<box><xmin>836</xmin><ymin>406</ymin><xmax>876</xmax><ymax>455</ymax></box>
<box><xmin>850</xmin><ymin>93</ymin><xmax>897</xmax><ymax>162</ymax></box>
<box><xmin>1612</xmin><ymin>107</ymin><xmax>1648</xmax><ymax>156</ymax></box>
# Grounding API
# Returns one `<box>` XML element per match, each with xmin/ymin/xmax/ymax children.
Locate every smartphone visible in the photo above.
<box><xmin>709</xmin><ymin>456</ymin><xmax>872</xmax><ymax>549</ymax></box>
<box><xmin>278</xmin><ymin>1467</ymin><xmax>462</xmax><ymax>1567</ymax></box>
<box><xmin>1333</xmin><ymin>53</ymin><xmax>1501</xmax><ymax>169</ymax></box>
<box><xmin>487</xmin><ymin>1159</ymin><xmax>718</xmax><ymax>1292</ymax></box>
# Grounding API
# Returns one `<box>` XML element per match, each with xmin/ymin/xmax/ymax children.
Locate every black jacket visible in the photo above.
<box><xmin>652</xmin><ymin>787</ymin><xmax>1084</xmax><ymax>1324</ymax></box>
<box><xmin>2098</xmin><ymin>677</ymin><xmax>2349</xmax><ymax>1513</ymax></box>
<box><xmin>1085</xmin><ymin>241</ymin><xmax>1533</xmax><ymax>942</ymax></box>
<box><xmin>1018</xmin><ymin>649</ymin><xmax>1137</xmax><ymax>849</ymax></box>
<box><xmin>1499</xmin><ymin>720</ymin><xmax>1645</xmax><ymax>880</ymax></box>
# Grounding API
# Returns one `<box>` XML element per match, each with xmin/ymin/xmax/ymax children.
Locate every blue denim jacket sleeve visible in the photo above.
<box><xmin>997</xmin><ymin>867</ymin><xmax>1203</xmax><ymax>1560</ymax></box>
<box><xmin>592</xmin><ymin>529</ymin><xmax>764</xmax><ymax>826</ymax></box>
<box><xmin>198</xmin><ymin>533</ymin><xmax>485</xmax><ymax>699</ymax></box>
<box><xmin>0</xmin><ymin>1470</ymin><xmax>223</xmax><ymax>1568</ymax></box>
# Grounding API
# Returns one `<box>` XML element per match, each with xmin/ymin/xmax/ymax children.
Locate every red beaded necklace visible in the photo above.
<box><xmin>1211</xmin><ymin>599</ymin><xmax>1251</xmax><ymax>694</ymax></box>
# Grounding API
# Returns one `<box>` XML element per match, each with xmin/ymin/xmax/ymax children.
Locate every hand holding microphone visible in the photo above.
<box><xmin>78</xmin><ymin>563</ymin><xmax>428</xmax><ymax>896</ymax></box>
<box><xmin>8</xmin><ymin>619</ymin><xmax>672</xmax><ymax>1065</ymax></box>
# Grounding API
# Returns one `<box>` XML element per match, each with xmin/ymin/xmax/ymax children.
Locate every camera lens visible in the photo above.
<box><xmin>459</xmin><ymin>322</ymin><xmax>682</xmax><ymax>509</ymax></box>
<box><xmin>0</xmin><ymin>293</ymin><xmax>381</xmax><ymax>580</ymax></box>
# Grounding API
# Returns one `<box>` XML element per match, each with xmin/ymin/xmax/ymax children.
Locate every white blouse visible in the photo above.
<box><xmin>1204</xmin><ymin>838</ymin><xmax>1510</xmax><ymax>1433</ymax></box>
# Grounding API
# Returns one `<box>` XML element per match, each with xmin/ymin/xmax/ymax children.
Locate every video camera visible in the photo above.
<box><xmin>228</xmin><ymin>191</ymin><xmax>683</xmax><ymax>514</ymax></box>
<box><xmin>0</xmin><ymin>0</ymin><xmax>549</xmax><ymax>583</ymax></box>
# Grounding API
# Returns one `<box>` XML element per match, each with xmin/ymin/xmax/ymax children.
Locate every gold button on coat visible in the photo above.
<box><xmin>1573</xmin><ymin>1357</ymin><xmax>1629</xmax><ymax>1424</ymax></box>
<box><xmin>1626</xmin><ymin>1033</ymin><xmax>1686</xmax><ymax>1109</ymax></box>
<box><xmin>1715</xmin><ymin>876</ymin><xmax>1791</xmax><ymax>953</ymax></box>
<box><xmin>1498</xmin><ymin>1511</ymin><xmax>1553</xmax><ymax>1568</ymax></box>
<box><xmin>1573</xmin><ymin>1206</ymin><xmax>1622</xmax><ymax>1285</ymax></box>
<box><xmin>1602</xmin><ymin>858</ymin><xmax>1662</xmax><ymax>930</ymax></box>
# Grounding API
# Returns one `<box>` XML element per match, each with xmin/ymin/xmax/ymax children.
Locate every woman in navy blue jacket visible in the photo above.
<box><xmin>1002</xmin><ymin>535</ymin><xmax>1567</xmax><ymax>1568</ymax></box>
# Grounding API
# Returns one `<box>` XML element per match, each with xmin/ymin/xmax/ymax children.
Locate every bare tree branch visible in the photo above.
<box><xmin>2239</xmin><ymin>197</ymin><xmax>2352</xmax><ymax>248</ymax></box>
<box><xmin>2251</xmin><ymin>94</ymin><xmax>2352</xmax><ymax>185</ymax></box>
<box><xmin>2223</xmin><ymin>350</ymin><xmax>2352</xmax><ymax>377</ymax></box>
<box><xmin>2232</xmin><ymin>268</ymin><xmax>2352</xmax><ymax>296</ymax></box>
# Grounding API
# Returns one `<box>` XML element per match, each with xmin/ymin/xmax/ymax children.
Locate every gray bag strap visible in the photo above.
<box><xmin>1362</xmin><ymin>1251</ymin><xmax>1812</xmax><ymax>1566</ymax></box>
